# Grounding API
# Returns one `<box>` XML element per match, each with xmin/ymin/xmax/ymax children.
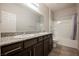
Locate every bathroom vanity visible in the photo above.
<box><xmin>0</xmin><ymin>32</ymin><xmax>53</xmax><ymax>56</ymax></box>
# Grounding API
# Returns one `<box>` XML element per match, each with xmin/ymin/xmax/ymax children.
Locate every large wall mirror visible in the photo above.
<box><xmin>0</xmin><ymin>3</ymin><xmax>44</xmax><ymax>33</ymax></box>
<box><xmin>16</xmin><ymin>3</ymin><xmax>44</xmax><ymax>33</ymax></box>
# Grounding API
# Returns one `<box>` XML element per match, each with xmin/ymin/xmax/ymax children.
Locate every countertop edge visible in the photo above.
<box><xmin>0</xmin><ymin>32</ymin><xmax>52</xmax><ymax>47</ymax></box>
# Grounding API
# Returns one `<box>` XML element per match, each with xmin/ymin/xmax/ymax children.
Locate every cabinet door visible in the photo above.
<box><xmin>14</xmin><ymin>48</ymin><xmax>33</xmax><ymax>56</ymax></box>
<box><xmin>1</xmin><ymin>42</ymin><xmax>23</xmax><ymax>56</ymax></box>
<box><xmin>49</xmin><ymin>34</ymin><xmax>53</xmax><ymax>51</ymax></box>
<box><xmin>14</xmin><ymin>49</ymin><xmax>28</xmax><ymax>56</ymax></box>
<box><xmin>44</xmin><ymin>39</ymin><xmax>49</xmax><ymax>56</ymax></box>
<box><xmin>24</xmin><ymin>39</ymin><xmax>37</xmax><ymax>49</ymax></box>
<box><xmin>33</xmin><ymin>42</ymin><xmax>43</xmax><ymax>56</ymax></box>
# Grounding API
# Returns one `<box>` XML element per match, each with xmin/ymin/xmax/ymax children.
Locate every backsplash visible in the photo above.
<box><xmin>1</xmin><ymin>32</ymin><xmax>16</xmax><ymax>37</ymax></box>
<box><xmin>1</xmin><ymin>32</ymin><xmax>40</xmax><ymax>37</ymax></box>
<box><xmin>1</xmin><ymin>32</ymin><xmax>23</xmax><ymax>37</ymax></box>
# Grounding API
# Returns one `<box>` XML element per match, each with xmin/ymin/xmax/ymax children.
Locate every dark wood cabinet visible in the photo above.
<box><xmin>14</xmin><ymin>49</ymin><xmax>28</xmax><ymax>56</ymax></box>
<box><xmin>49</xmin><ymin>34</ymin><xmax>53</xmax><ymax>51</ymax></box>
<box><xmin>33</xmin><ymin>41</ymin><xmax>43</xmax><ymax>56</ymax></box>
<box><xmin>1</xmin><ymin>34</ymin><xmax>53</xmax><ymax>56</ymax></box>
<box><xmin>24</xmin><ymin>38</ymin><xmax>37</xmax><ymax>49</ymax></box>
<box><xmin>1</xmin><ymin>42</ymin><xmax>23</xmax><ymax>56</ymax></box>
<box><xmin>44</xmin><ymin>39</ymin><xmax>49</xmax><ymax>56</ymax></box>
<box><xmin>14</xmin><ymin>47</ymin><xmax>33</xmax><ymax>56</ymax></box>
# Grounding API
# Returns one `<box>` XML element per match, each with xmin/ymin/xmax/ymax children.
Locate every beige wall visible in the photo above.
<box><xmin>53</xmin><ymin>6</ymin><xmax>78</xmax><ymax>49</ymax></box>
<box><xmin>0</xmin><ymin>4</ymin><xmax>1</xmax><ymax>33</ymax></box>
<box><xmin>0</xmin><ymin>6</ymin><xmax>1</xmax><ymax>56</ymax></box>
<box><xmin>39</xmin><ymin>4</ymin><xmax>49</xmax><ymax>32</ymax></box>
<box><xmin>76</xmin><ymin>4</ymin><xmax>79</xmax><ymax>50</ymax></box>
<box><xmin>49</xmin><ymin>9</ymin><xmax>54</xmax><ymax>32</ymax></box>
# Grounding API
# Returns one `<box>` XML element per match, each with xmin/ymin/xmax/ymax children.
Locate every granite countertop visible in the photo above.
<box><xmin>0</xmin><ymin>32</ymin><xmax>52</xmax><ymax>47</ymax></box>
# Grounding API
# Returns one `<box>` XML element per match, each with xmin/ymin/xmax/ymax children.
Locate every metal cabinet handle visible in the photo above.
<box><xmin>4</xmin><ymin>47</ymin><xmax>22</xmax><ymax>55</ymax></box>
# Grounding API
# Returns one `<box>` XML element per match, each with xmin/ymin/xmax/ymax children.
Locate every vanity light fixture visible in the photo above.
<box><xmin>23</xmin><ymin>3</ymin><xmax>39</xmax><ymax>13</ymax></box>
<box><xmin>56</xmin><ymin>21</ymin><xmax>62</xmax><ymax>24</ymax></box>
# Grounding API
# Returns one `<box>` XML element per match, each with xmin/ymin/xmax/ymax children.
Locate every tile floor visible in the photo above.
<box><xmin>48</xmin><ymin>44</ymin><xmax>79</xmax><ymax>56</ymax></box>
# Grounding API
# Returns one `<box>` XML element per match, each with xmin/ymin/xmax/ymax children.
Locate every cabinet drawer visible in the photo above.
<box><xmin>49</xmin><ymin>34</ymin><xmax>52</xmax><ymax>37</ymax></box>
<box><xmin>43</xmin><ymin>36</ymin><xmax>48</xmax><ymax>40</ymax></box>
<box><xmin>24</xmin><ymin>39</ymin><xmax>37</xmax><ymax>48</ymax></box>
<box><xmin>14</xmin><ymin>48</ymin><xmax>33</xmax><ymax>56</ymax></box>
<box><xmin>38</xmin><ymin>36</ymin><xmax>43</xmax><ymax>41</ymax></box>
<box><xmin>1</xmin><ymin>42</ymin><xmax>23</xmax><ymax>56</ymax></box>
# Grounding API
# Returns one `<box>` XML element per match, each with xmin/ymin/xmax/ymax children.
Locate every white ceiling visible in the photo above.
<box><xmin>45</xmin><ymin>3</ymin><xmax>75</xmax><ymax>12</ymax></box>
